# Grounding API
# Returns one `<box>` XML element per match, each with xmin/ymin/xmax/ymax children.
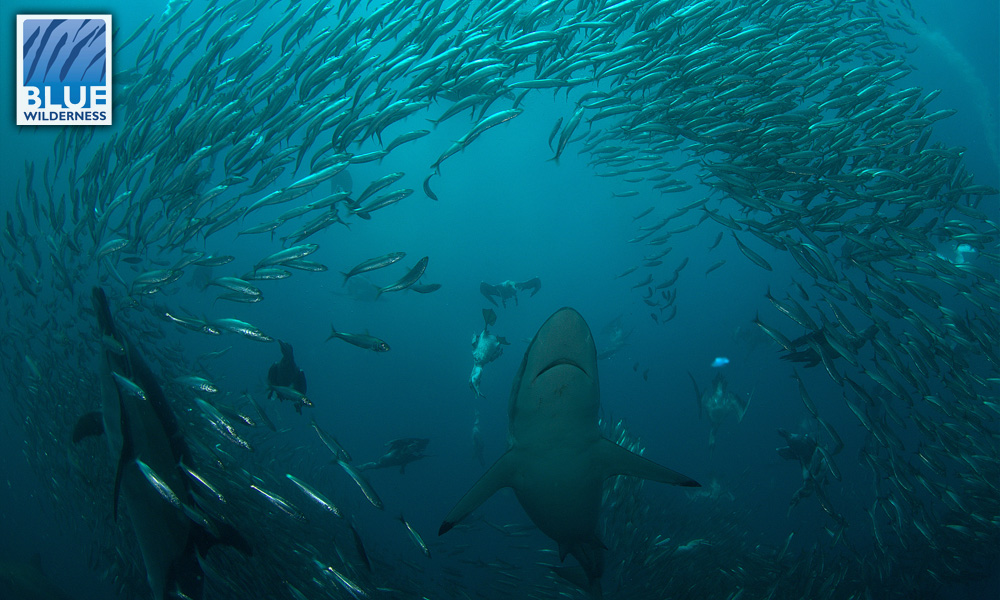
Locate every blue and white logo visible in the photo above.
<box><xmin>17</xmin><ymin>15</ymin><xmax>113</xmax><ymax>125</ymax></box>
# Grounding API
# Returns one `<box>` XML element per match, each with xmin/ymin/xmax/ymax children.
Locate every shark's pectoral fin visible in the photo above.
<box><xmin>439</xmin><ymin>449</ymin><xmax>517</xmax><ymax>535</ymax></box>
<box><xmin>73</xmin><ymin>411</ymin><xmax>105</xmax><ymax>443</ymax></box>
<box><xmin>595</xmin><ymin>438</ymin><xmax>700</xmax><ymax>487</ymax></box>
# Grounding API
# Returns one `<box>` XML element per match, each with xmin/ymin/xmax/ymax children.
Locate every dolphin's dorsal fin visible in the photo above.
<box><xmin>439</xmin><ymin>449</ymin><xmax>517</xmax><ymax>535</ymax></box>
<box><xmin>595</xmin><ymin>439</ymin><xmax>700</xmax><ymax>487</ymax></box>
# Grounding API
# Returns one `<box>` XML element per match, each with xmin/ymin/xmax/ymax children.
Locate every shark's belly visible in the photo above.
<box><xmin>511</xmin><ymin>444</ymin><xmax>602</xmax><ymax>543</ymax></box>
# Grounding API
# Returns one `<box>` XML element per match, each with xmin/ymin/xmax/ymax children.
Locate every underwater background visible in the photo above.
<box><xmin>1</xmin><ymin>1</ymin><xmax>998</xmax><ymax>599</ymax></box>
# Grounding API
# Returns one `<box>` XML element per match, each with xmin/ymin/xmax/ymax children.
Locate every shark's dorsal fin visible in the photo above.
<box><xmin>439</xmin><ymin>449</ymin><xmax>517</xmax><ymax>535</ymax></box>
<box><xmin>595</xmin><ymin>438</ymin><xmax>700</xmax><ymax>487</ymax></box>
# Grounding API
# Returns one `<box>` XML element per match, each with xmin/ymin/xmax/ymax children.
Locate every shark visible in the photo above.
<box><xmin>73</xmin><ymin>287</ymin><xmax>250</xmax><ymax>600</ymax></box>
<box><xmin>439</xmin><ymin>307</ymin><xmax>699</xmax><ymax>597</ymax></box>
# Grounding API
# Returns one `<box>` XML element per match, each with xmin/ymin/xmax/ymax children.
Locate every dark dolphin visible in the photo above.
<box><xmin>73</xmin><ymin>287</ymin><xmax>251</xmax><ymax>600</ymax></box>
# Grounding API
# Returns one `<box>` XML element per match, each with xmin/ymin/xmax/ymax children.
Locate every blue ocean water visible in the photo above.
<box><xmin>1</xmin><ymin>1</ymin><xmax>998</xmax><ymax>599</ymax></box>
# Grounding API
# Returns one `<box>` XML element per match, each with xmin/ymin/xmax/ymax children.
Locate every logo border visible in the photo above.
<box><xmin>16</xmin><ymin>14</ymin><xmax>113</xmax><ymax>126</ymax></box>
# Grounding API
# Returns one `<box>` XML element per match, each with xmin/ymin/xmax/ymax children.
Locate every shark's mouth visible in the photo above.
<box><xmin>533</xmin><ymin>358</ymin><xmax>588</xmax><ymax>382</ymax></box>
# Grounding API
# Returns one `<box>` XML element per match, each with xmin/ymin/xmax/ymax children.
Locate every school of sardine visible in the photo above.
<box><xmin>2</xmin><ymin>0</ymin><xmax>997</xmax><ymax>599</ymax></box>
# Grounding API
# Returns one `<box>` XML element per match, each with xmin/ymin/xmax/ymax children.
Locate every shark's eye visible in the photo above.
<box><xmin>534</xmin><ymin>358</ymin><xmax>587</xmax><ymax>381</ymax></box>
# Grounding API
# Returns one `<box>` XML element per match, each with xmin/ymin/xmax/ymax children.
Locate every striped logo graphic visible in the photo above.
<box><xmin>17</xmin><ymin>15</ymin><xmax>112</xmax><ymax>125</ymax></box>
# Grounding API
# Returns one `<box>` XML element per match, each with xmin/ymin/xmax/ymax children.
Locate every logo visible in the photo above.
<box><xmin>17</xmin><ymin>15</ymin><xmax>112</xmax><ymax>125</ymax></box>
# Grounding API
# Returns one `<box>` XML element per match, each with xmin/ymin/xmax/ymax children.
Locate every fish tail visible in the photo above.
<box><xmin>340</xmin><ymin>271</ymin><xmax>351</xmax><ymax>286</ymax></box>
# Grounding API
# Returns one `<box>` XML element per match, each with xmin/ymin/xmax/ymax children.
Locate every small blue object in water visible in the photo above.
<box><xmin>711</xmin><ymin>357</ymin><xmax>730</xmax><ymax>368</ymax></box>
